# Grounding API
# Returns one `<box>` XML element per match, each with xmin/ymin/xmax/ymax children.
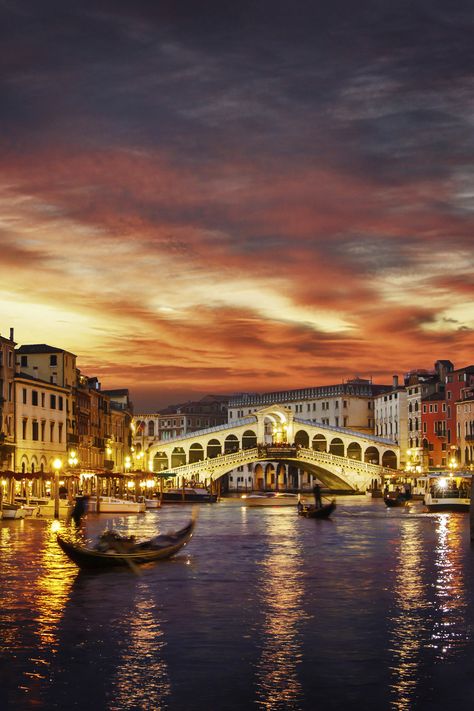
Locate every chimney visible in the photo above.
<box><xmin>392</xmin><ymin>374</ymin><xmax>399</xmax><ymax>389</ymax></box>
<box><xmin>33</xmin><ymin>366</ymin><xmax>38</xmax><ymax>379</ymax></box>
<box><xmin>9</xmin><ymin>327</ymin><xmax>14</xmax><ymax>342</ymax></box>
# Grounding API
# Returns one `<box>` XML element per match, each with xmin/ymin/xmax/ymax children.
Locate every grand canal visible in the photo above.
<box><xmin>2</xmin><ymin>496</ymin><xmax>474</xmax><ymax>710</ymax></box>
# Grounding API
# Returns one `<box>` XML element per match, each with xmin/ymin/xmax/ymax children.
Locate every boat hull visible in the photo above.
<box><xmin>87</xmin><ymin>497</ymin><xmax>143</xmax><ymax>514</ymax></box>
<box><xmin>57</xmin><ymin>518</ymin><xmax>195</xmax><ymax>569</ymax></box>
<box><xmin>242</xmin><ymin>493</ymin><xmax>302</xmax><ymax>507</ymax></box>
<box><xmin>384</xmin><ymin>496</ymin><xmax>408</xmax><ymax>508</ymax></box>
<box><xmin>161</xmin><ymin>490</ymin><xmax>217</xmax><ymax>504</ymax></box>
<box><xmin>298</xmin><ymin>501</ymin><xmax>336</xmax><ymax>519</ymax></box>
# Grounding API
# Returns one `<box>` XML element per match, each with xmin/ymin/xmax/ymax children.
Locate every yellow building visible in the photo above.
<box><xmin>14</xmin><ymin>373</ymin><xmax>68</xmax><ymax>474</ymax></box>
<box><xmin>0</xmin><ymin>329</ymin><xmax>16</xmax><ymax>471</ymax></box>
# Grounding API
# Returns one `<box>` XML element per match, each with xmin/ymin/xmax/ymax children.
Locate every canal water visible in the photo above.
<box><xmin>2</xmin><ymin>496</ymin><xmax>474</xmax><ymax>711</ymax></box>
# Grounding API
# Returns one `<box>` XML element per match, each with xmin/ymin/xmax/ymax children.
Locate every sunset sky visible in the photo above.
<box><xmin>1</xmin><ymin>1</ymin><xmax>473</xmax><ymax>411</ymax></box>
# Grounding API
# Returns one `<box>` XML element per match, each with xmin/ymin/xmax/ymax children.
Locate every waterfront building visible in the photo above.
<box><xmin>14</xmin><ymin>371</ymin><xmax>68</xmax><ymax>475</ymax></box>
<box><xmin>373</xmin><ymin>375</ymin><xmax>407</xmax><ymax>453</ymax></box>
<box><xmin>132</xmin><ymin>395</ymin><xmax>228</xmax><ymax>469</ymax></box>
<box><xmin>228</xmin><ymin>378</ymin><xmax>390</xmax><ymax>433</ymax></box>
<box><xmin>456</xmin><ymin>385</ymin><xmax>474</xmax><ymax>468</ymax></box>
<box><xmin>0</xmin><ymin>329</ymin><xmax>16</xmax><ymax>471</ymax></box>
<box><xmin>102</xmin><ymin>388</ymin><xmax>133</xmax><ymax>473</ymax></box>
<box><xmin>16</xmin><ymin>343</ymin><xmax>78</xmax><ymax>446</ymax></box>
<box><xmin>406</xmin><ymin>361</ymin><xmax>452</xmax><ymax>470</ymax></box>
<box><xmin>444</xmin><ymin>365</ymin><xmax>474</xmax><ymax>457</ymax></box>
<box><xmin>421</xmin><ymin>391</ymin><xmax>447</xmax><ymax>469</ymax></box>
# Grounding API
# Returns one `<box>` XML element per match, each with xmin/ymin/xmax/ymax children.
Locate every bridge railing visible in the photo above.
<box><xmin>297</xmin><ymin>447</ymin><xmax>396</xmax><ymax>478</ymax></box>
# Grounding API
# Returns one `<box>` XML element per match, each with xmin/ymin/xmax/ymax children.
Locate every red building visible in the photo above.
<box><xmin>421</xmin><ymin>392</ymin><xmax>447</xmax><ymax>468</ymax></box>
<box><xmin>445</xmin><ymin>365</ymin><xmax>474</xmax><ymax>464</ymax></box>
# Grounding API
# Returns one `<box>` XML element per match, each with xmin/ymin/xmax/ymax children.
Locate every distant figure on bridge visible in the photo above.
<box><xmin>313</xmin><ymin>483</ymin><xmax>322</xmax><ymax>509</ymax></box>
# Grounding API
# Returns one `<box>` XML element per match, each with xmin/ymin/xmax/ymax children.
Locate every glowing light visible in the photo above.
<box><xmin>51</xmin><ymin>519</ymin><xmax>61</xmax><ymax>533</ymax></box>
<box><xmin>52</xmin><ymin>458</ymin><xmax>62</xmax><ymax>471</ymax></box>
<box><xmin>438</xmin><ymin>478</ymin><xmax>447</xmax><ymax>489</ymax></box>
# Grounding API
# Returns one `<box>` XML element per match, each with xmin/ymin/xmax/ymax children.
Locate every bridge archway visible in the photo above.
<box><xmin>382</xmin><ymin>450</ymin><xmax>397</xmax><ymax>468</ymax></box>
<box><xmin>224</xmin><ymin>434</ymin><xmax>239</xmax><ymax>454</ymax></box>
<box><xmin>347</xmin><ymin>442</ymin><xmax>362</xmax><ymax>461</ymax></box>
<box><xmin>242</xmin><ymin>430</ymin><xmax>257</xmax><ymax>449</ymax></box>
<box><xmin>329</xmin><ymin>437</ymin><xmax>344</xmax><ymax>457</ymax></box>
<box><xmin>189</xmin><ymin>443</ymin><xmax>204</xmax><ymax>463</ymax></box>
<box><xmin>153</xmin><ymin>452</ymin><xmax>169</xmax><ymax>471</ymax></box>
<box><xmin>364</xmin><ymin>446</ymin><xmax>379</xmax><ymax>465</ymax></box>
<box><xmin>277</xmin><ymin>463</ymin><xmax>286</xmax><ymax>488</ymax></box>
<box><xmin>171</xmin><ymin>447</ymin><xmax>186</xmax><ymax>468</ymax></box>
<box><xmin>207</xmin><ymin>439</ymin><xmax>222</xmax><ymax>459</ymax></box>
<box><xmin>312</xmin><ymin>434</ymin><xmax>327</xmax><ymax>452</ymax></box>
<box><xmin>295</xmin><ymin>430</ymin><xmax>310</xmax><ymax>448</ymax></box>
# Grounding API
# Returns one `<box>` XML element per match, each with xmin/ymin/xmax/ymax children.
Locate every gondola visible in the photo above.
<box><xmin>297</xmin><ymin>500</ymin><xmax>336</xmax><ymax>519</ymax></box>
<box><xmin>383</xmin><ymin>495</ymin><xmax>408</xmax><ymax>508</ymax></box>
<box><xmin>56</xmin><ymin>516</ymin><xmax>196</xmax><ymax>570</ymax></box>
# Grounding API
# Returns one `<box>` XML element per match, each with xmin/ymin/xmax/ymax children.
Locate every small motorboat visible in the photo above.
<box><xmin>241</xmin><ymin>492</ymin><xmax>303</xmax><ymax>507</ymax></box>
<box><xmin>86</xmin><ymin>496</ymin><xmax>145</xmax><ymax>514</ymax></box>
<box><xmin>1</xmin><ymin>502</ymin><xmax>27</xmax><ymax>520</ymax></box>
<box><xmin>161</xmin><ymin>487</ymin><xmax>217</xmax><ymax>504</ymax></box>
<box><xmin>57</xmin><ymin>515</ymin><xmax>196</xmax><ymax>570</ymax></box>
<box><xmin>297</xmin><ymin>500</ymin><xmax>336</xmax><ymax>519</ymax></box>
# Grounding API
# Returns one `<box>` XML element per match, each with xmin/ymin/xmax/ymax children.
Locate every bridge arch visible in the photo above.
<box><xmin>254</xmin><ymin>463</ymin><xmax>264</xmax><ymax>489</ymax></box>
<box><xmin>364</xmin><ymin>446</ymin><xmax>379</xmax><ymax>465</ymax></box>
<box><xmin>295</xmin><ymin>430</ymin><xmax>310</xmax><ymax>448</ymax></box>
<box><xmin>242</xmin><ymin>430</ymin><xmax>257</xmax><ymax>449</ymax></box>
<box><xmin>265</xmin><ymin>463</ymin><xmax>275</xmax><ymax>487</ymax></box>
<box><xmin>207</xmin><ymin>438</ymin><xmax>222</xmax><ymax>459</ymax></box>
<box><xmin>329</xmin><ymin>437</ymin><xmax>344</xmax><ymax>457</ymax></box>
<box><xmin>189</xmin><ymin>443</ymin><xmax>204</xmax><ymax>463</ymax></box>
<box><xmin>224</xmin><ymin>434</ymin><xmax>239</xmax><ymax>454</ymax></box>
<box><xmin>171</xmin><ymin>447</ymin><xmax>186</xmax><ymax>468</ymax></box>
<box><xmin>382</xmin><ymin>450</ymin><xmax>397</xmax><ymax>468</ymax></box>
<box><xmin>312</xmin><ymin>434</ymin><xmax>327</xmax><ymax>452</ymax></box>
<box><xmin>153</xmin><ymin>452</ymin><xmax>169</xmax><ymax>471</ymax></box>
<box><xmin>347</xmin><ymin>442</ymin><xmax>362</xmax><ymax>461</ymax></box>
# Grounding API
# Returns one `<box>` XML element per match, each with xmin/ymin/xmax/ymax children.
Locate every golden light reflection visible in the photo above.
<box><xmin>34</xmin><ymin>523</ymin><xmax>76</xmax><ymax>653</ymax></box>
<box><xmin>110</xmin><ymin>587</ymin><xmax>171</xmax><ymax>709</ymax></box>
<box><xmin>254</xmin><ymin>513</ymin><xmax>307</xmax><ymax>709</ymax></box>
<box><xmin>430</xmin><ymin>514</ymin><xmax>468</xmax><ymax>658</ymax></box>
<box><xmin>389</xmin><ymin>518</ymin><xmax>427</xmax><ymax>711</ymax></box>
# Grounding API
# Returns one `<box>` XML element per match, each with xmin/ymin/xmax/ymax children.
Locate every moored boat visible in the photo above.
<box><xmin>161</xmin><ymin>487</ymin><xmax>217</xmax><ymax>504</ymax></box>
<box><xmin>1</xmin><ymin>502</ymin><xmax>27</xmax><ymax>519</ymax></box>
<box><xmin>86</xmin><ymin>496</ymin><xmax>145</xmax><ymax>514</ymax></box>
<box><xmin>56</xmin><ymin>516</ymin><xmax>196</xmax><ymax>569</ymax></box>
<box><xmin>423</xmin><ymin>473</ymin><xmax>471</xmax><ymax>512</ymax></box>
<box><xmin>241</xmin><ymin>492</ymin><xmax>303</xmax><ymax>507</ymax></box>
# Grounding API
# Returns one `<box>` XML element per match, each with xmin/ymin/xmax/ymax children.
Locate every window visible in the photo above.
<box><xmin>50</xmin><ymin>355</ymin><xmax>57</xmax><ymax>366</ymax></box>
<box><xmin>22</xmin><ymin>419</ymin><xmax>27</xmax><ymax>439</ymax></box>
<box><xmin>32</xmin><ymin>390</ymin><xmax>38</xmax><ymax>406</ymax></box>
<box><xmin>50</xmin><ymin>395</ymin><xmax>56</xmax><ymax>409</ymax></box>
<box><xmin>41</xmin><ymin>421</ymin><xmax>46</xmax><ymax>441</ymax></box>
<box><xmin>58</xmin><ymin>396</ymin><xmax>63</xmax><ymax>411</ymax></box>
<box><xmin>22</xmin><ymin>388</ymin><xmax>27</xmax><ymax>404</ymax></box>
<box><xmin>58</xmin><ymin>423</ymin><xmax>63</xmax><ymax>443</ymax></box>
<box><xmin>32</xmin><ymin>420</ymin><xmax>39</xmax><ymax>441</ymax></box>
<box><xmin>41</xmin><ymin>392</ymin><xmax>45</xmax><ymax>407</ymax></box>
<box><xmin>21</xmin><ymin>355</ymin><xmax>28</xmax><ymax>367</ymax></box>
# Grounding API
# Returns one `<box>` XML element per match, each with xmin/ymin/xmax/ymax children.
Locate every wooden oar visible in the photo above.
<box><xmin>112</xmin><ymin>540</ymin><xmax>141</xmax><ymax>575</ymax></box>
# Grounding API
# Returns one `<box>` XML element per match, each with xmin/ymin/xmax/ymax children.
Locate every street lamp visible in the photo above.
<box><xmin>52</xmin><ymin>457</ymin><xmax>62</xmax><ymax>519</ymax></box>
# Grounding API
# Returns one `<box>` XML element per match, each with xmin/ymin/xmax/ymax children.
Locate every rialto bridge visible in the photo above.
<box><xmin>145</xmin><ymin>406</ymin><xmax>401</xmax><ymax>492</ymax></box>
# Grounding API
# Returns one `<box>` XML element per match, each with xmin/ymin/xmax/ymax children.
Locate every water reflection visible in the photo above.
<box><xmin>389</xmin><ymin>517</ymin><xmax>428</xmax><ymax>711</ymax></box>
<box><xmin>389</xmin><ymin>513</ymin><xmax>469</xmax><ymax>711</ymax></box>
<box><xmin>431</xmin><ymin>514</ymin><xmax>468</xmax><ymax>658</ymax></box>
<box><xmin>110</xmin><ymin>584</ymin><xmax>171</xmax><ymax>711</ymax></box>
<box><xmin>254</xmin><ymin>512</ymin><xmax>307</xmax><ymax>710</ymax></box>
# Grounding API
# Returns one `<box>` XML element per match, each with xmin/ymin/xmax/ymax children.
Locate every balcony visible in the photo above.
<box><xmin>466</xmin><ymin>434</ymin><xmax>474</xmax><ymax>442</ymax></box>
<box><xmin>67</xmin><ymin>433</ymin><xmax>79</xmax><ymax>444</ymax></box>
<box><xmin>434</xmin><ymin>429</ymin><xmax>447</xmax><ymax>438</ymax></box>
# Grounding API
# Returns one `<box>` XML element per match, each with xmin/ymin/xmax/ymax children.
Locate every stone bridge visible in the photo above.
<box><xmin>145</xmin><ymin>406</ymin><xmax>400</xmax><ymax>491</ymax></box>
